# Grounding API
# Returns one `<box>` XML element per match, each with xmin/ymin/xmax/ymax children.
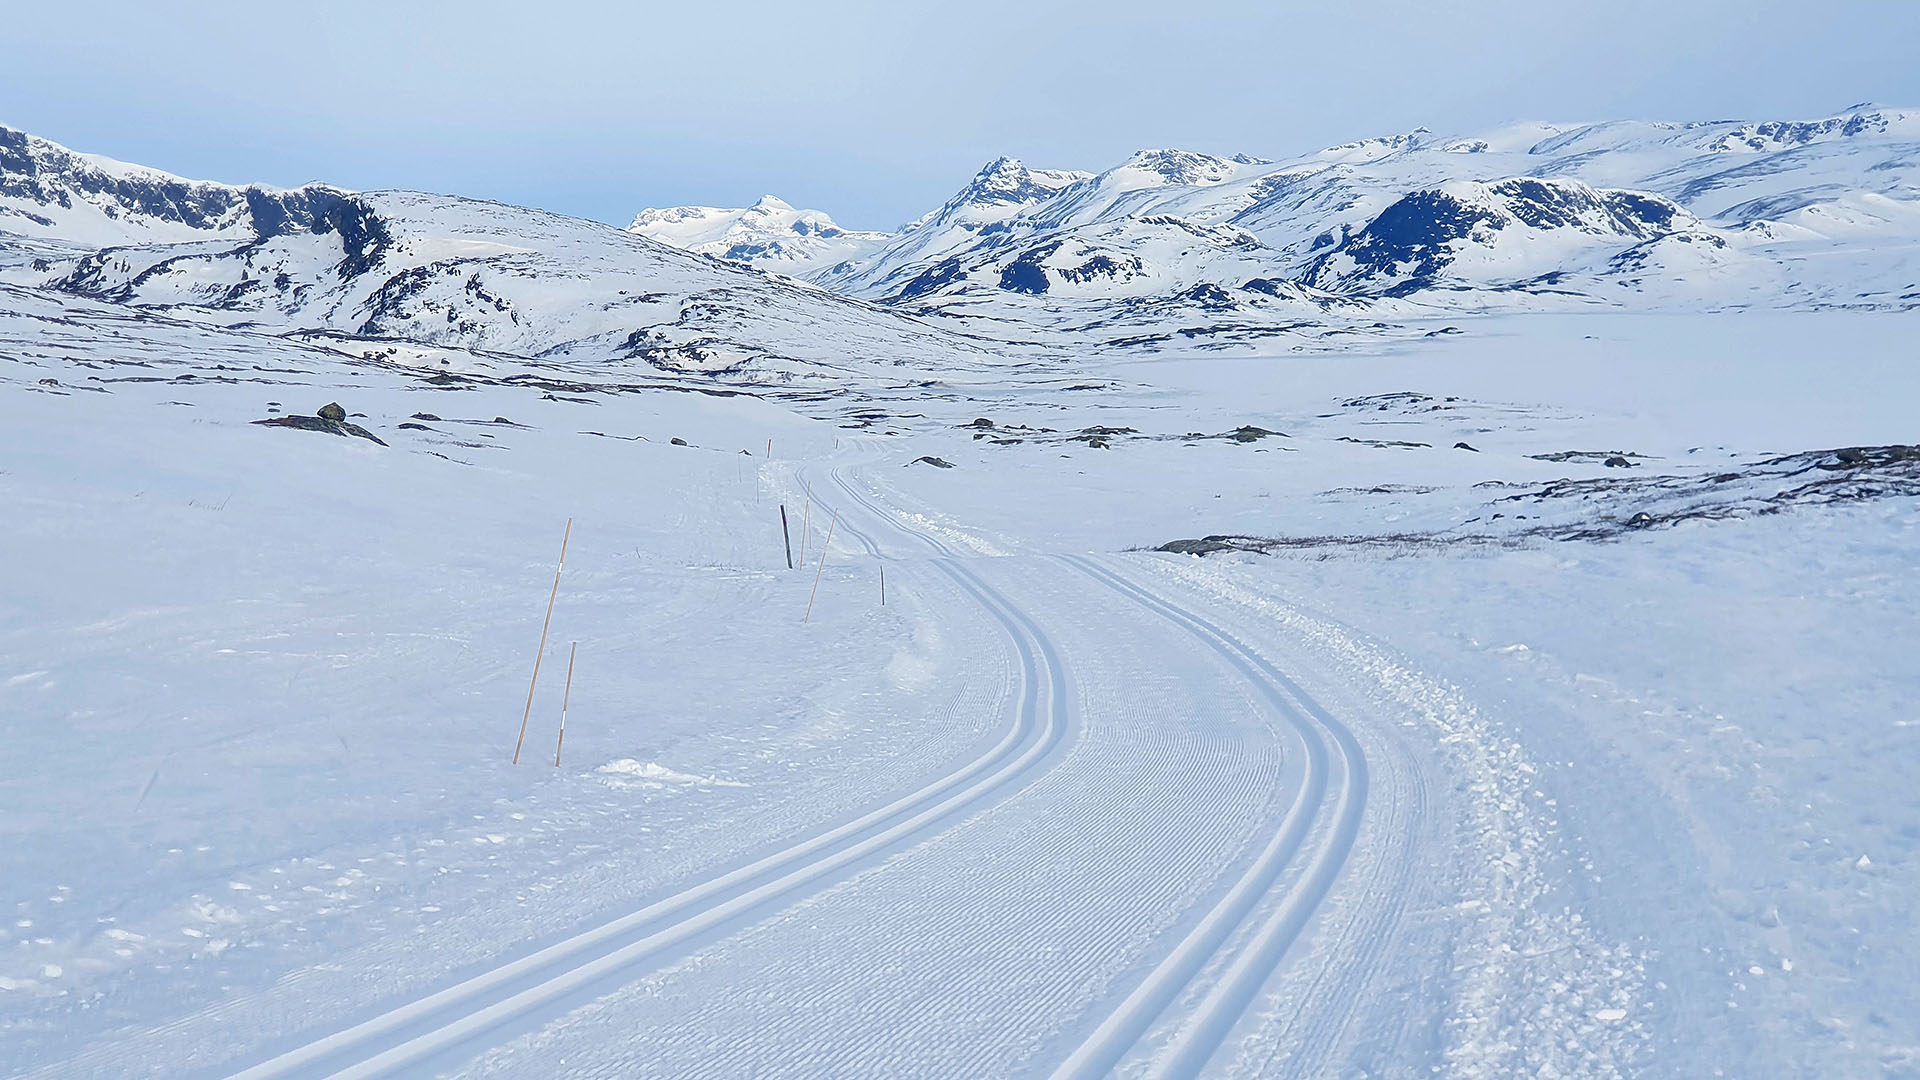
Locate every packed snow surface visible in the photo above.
<box><xmin>2</xmin><ymin>112</ymin><xmax>1917</xmax><ymax>1080</ymax></box>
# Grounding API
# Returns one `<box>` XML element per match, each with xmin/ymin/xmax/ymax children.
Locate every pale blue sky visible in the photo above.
<box><xmin>7</xmin><ymin>0</ymin><xmax>1918</xmax><ymax>230</ymax></box>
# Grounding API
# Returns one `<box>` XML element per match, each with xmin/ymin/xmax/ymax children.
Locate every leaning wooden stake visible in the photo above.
<box><xmin>513</xmin><ymin>518</ymin><xmax>571</xmax><ymax>764</ymax></box>
<box><xmin>803</xmin><ymin>510</ymin><xmax>839</xmax><ymax>623</ymax></box>
<box><xmin>879</xmin><ymin>560</ymin><xmax>886</xmax><ymax>606</ymax></box>
<box><xmin>779</xmin><ymin>504</ymin><xmax>794</xmax><ymax>569</ymax></box>
<box><xmin>800</xmin><ymin>486</ymin><xmax>812</xmax><ymax>563</ymax></box>
<box><xmin>555</xmin><ymin>642</ymin><xmax>577</xmax><ymax>767</ymax></box>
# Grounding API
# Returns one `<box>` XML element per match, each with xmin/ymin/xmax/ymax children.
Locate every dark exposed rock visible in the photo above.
<box><xmin>410</xmin><ymin>412</ymin><xmax>442</xmax><ymax>421</ymax></box>
<box><xmin>911</xmin><ymin>456</ymin><xmax>955</xmax><ymax>469</ymax></box>
<box><xmin>670</xmin><ymin>437</ymin><xmax>689</xmax><ymax>446</ymax></box>
<box><xmin>1820</xmin><ymin>445</ymin><xmax>1920</xmax><ymax>470</ymax></box>
<box><xmin>398</xmin><ymin>422</ymin><xmax>435</xmax><ymax>431</ymax></box>
<box><xmin>316</xmin><ymin>401</ymin><xmax>346</xmax><ymax>422</ymax></box>
<box><xmin>968</xmin><ymin>418</ymin><xmax>994</xmax><ymax>429</ymax></box>
<box><xmin>1229</xmin><ymin>425</ymin><xmax>1286</xmax><ymax>443</ymax></box>
<box><xmin>1530</xmin><ymin>449</ymin><xmax>1647</xmax><ymax>464</ymax></box>
<box><xmin>1455</xmin><ymin>441</ymin><xmax>1480</xmax><ymax>451</ymax></box>
<box><xmin>1159</xmin><ymin>536</ymin><xmax>1244</xmax><ymax>555</ymax></box>
<box><xmin>1338</xmin><ymin>436</ymin><xmax>1431</xmax><ymax>449</ymax></box>
<box><xmin>252</xmin><ymin>413</ymin><xmax>387</xmax><ymax>446</ymax></box>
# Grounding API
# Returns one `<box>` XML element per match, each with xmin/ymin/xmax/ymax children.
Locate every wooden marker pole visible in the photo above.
<box><xmin>800</xmin><ymin>486</ymin><xmax>812</xmax><ymax>564</ymax></box>
<box><xmin>513</xmin><ymin>518</ymin><xmax>571</xmax><ymax>764</ymax></box>
<box><xmin>779</xmin><ymin>504</ymin><xmax>794</xmax><ymax>569</ymax></box>
<box><xmin>879</xmin><ymin>560</ymin><xmax>885</xmax><ymax>607</ymax></box>
<box><xmin>804</xmin><ymin>510</ymin><xmax>838</xmax><ymax>623</ymax></box>
<box><xmin>555</xmin><ymin>642</ymin><xmax>577</xmax><ymax>767</ymax></box>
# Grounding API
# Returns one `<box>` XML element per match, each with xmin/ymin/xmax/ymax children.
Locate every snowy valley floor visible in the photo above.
<box><xmin>2</xmin><ymin>306</ymin><xmax>1916</xmax><ymax>1079</ymax></box>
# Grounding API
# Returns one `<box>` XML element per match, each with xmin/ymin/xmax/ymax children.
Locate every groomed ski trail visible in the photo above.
<box><xmin>176</xmin><ymin>505</ymin><xmax>1076</xmax><ymax>1080</ymax></box>
<box><xmin>828</xmin><ymin>467</ymin><xmax>1376</xmax><ymax>1077</ymax></box>
<box><xmin>1043</xmin><ymin>556</ymin><xmax>1368</xmax><ymax>1079</ymax></box>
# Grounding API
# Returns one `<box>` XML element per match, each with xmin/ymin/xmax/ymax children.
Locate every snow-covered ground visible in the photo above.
<box><xmin>3</xmin><ymin>282</ymin><xmax>1915</xmax><ymax>1078</ymax></box>
<box><xmin>4</xmin><ymin>108</ymin><xmax>1919</xmax><ymax>1079</ymax></box>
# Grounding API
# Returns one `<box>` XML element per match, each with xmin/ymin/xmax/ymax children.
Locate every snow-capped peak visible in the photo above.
<box><xmin>1115</xmin><ymin>149</ymin><xmax>1241</xmax><ymax>187</ymax></box>
<box><xmin>902</xmin><ymin>157</ymin><xmax>1093</xmax><ymax>235</ymax></box>
<box><xmin>1316</xmin><ymin>130</ymin><xmax>1433</xmax><ymax>164</ymax></box>
<box><xmin>627</xmin><ymin>195</ymin><xmax>888</xmax><ymax>274</ymax></box>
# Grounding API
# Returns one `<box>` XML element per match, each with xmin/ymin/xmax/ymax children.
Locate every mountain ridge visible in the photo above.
<box><xmin>626</xmin><ymin>105</ymin><xmax>1920</xmax><ymax>321</ymax></box>
<box><xmin>3</xmin><ymin>106</ymin><xmax>1915</xmax><ymax>372</ymax></box>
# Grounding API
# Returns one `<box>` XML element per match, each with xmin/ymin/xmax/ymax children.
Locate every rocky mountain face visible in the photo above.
<box><xmin>630</xmin><ymin>106</ymin><xmax>1920</xmax><ymax>326</ymax></box>
<box><xmin>0</xmin><ymin>124</ymin><xmax>352</xmax><ymax>248</ymax></box>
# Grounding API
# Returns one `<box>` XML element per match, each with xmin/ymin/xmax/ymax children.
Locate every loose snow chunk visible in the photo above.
<box><xmin>1856</xmin><ymin>854</ymin><xmax>1874</xmax><ymax>870</ymax></box>
<box><xmin>597</xmin><ymin>758</ymin><xmax>746</xmax><ymax>788</ymax></box>
<box><xmin>1594</xmin><ymin>1007</ymin><xmax>1629</xmax><ymax>1022</ymax></box>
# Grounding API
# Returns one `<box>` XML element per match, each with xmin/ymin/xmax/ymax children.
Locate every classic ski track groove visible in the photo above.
<box><xmin>829</xmin><ymin>468</ymin><xmax>1374</xmax><ymax>1079</ymax></box>
<box><xmin>1041</xmin><ymin>556</ymin><xmax>1369</xmax><ymax>1079</ymax></box>
<box><xmin>207</xmin><ymin>484</ymin><xmax>1073</xmax><ymax>1080</ymax></box>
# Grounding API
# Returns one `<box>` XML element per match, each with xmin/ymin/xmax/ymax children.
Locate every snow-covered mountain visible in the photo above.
<box><xmin>628</xmin><ymin>195</ymin><xmax>889</xmax><ymax>276</ymax></box>
<box><xmin>0</xmin><ymin>124</ymin><xmax>347</xmax><ymax>249</ymax></box>
<box><xmin>0</xmin><ymin>129</ymin><xmax>1010</xmax><ymax>384</ymax></box>
<box><xmin>5</xmin><ymin>106</ymin><xmax>1917</xmax><ymax>372</ymax></box>
<box><xmin>628</xmin><ymin>106</ymin><xmax>1920</xmax><ymax>322</ymax></box>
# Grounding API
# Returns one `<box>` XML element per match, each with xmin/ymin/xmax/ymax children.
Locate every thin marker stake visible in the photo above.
<box><xmin>779</xmin><ymin>504</ymin><xmax>794</xmax><ymax>570</ymax></box>
<box><xmin>800</xmin><ymin>485</ymin><xmax>812</xmax><ymax>564</ymax></box>
<box><xmin>513</xmin><ymin>518</ymin><xmax>571</xmax><ymax>765</ymax></box>
<box><xmin>879</xmin><ymin>560</ymin><xmax>886</xmax><ymax>606</ymax></box>
<box><xmin>555</xmin><ymin>642</ymin><xmax>577</xmax><ymax>767</ymax></box>
<box><xmin>804</xmin><ymin>510</ymin><xmax>838</xmax><ymax>624</ymax></box>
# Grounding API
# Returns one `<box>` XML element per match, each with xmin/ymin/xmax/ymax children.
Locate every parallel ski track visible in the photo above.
<box><xmin>826</xmin><ymin>469</ymin><xmax>1372</xmax><ymax>1078</ymax></box>
<box><xmin>203</xmin><ymin>480</ymin><xmax>1073</xmax><ymax>1080</ymax></box>
<box><xmin>1043</xmin><ymin>556</ymin><xmax>1369</xmax><ymax>1080</ymax></box>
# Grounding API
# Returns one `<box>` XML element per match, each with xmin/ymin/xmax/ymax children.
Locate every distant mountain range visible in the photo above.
<box><xmin>632</xmin><ymin>106</ymin><xmax>1920</xmax><ymax>324</ymax></box>
<box><xmin>3</xmin><ymin>106</ymin><xmax>1915</xmax><ymax>375</ymax></box>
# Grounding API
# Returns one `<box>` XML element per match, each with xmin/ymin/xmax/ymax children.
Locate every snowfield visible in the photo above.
<box><xmin>2</xmin><ymin>113</ymin><xmax>1918</xmax><ymax>1080</ymax></box>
